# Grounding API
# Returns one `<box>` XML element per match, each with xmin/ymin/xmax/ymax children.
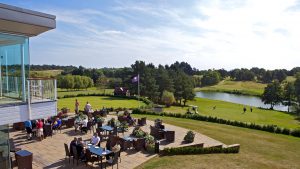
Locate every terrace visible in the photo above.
<box><xmin>9</xmin><ymin>112</ymin><xmax>237</xmax><ymax>169</ymax></box>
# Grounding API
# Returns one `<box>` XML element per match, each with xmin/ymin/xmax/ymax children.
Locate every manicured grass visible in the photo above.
<box><xmin>195</xmin><ymin>80</ymin><xmax>266</xmax><ymax>96</ymax></box>
<box><xmin>134</xmin><ymin>115</ymin><xmax>300</xmax><ymax>169</ymax></box>
<box><xmin>285</xmin><ymin>76</ymin><xmax>296</xmax><ymax>83</ymax></box>
<box><xmin>57</xmin><ymin>96</ymin><xmax>145</xmax><ymax>110</ymax></box>
<box><xmin>57</xmin><ymin>87</ymin><xmax>114</xmax><ymax>98</ymax></box>
<box><xmin>164</xmin><ymin>98</ymin><xmax>300</xmax><ymax>129</ymax></box>
<box><xmin>30</xmin><ymin>70</ymin><xmax>63</xmax><ymax>78</ymax></box>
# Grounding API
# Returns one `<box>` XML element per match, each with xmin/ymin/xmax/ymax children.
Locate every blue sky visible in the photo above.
<box><xmin>2</xmin><ymin>0</ymin><xmax>300</xmax><ymax>70</ymax></box>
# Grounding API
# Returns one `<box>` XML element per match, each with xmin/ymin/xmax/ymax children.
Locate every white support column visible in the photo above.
<box><xmin>21</xmin><ymin>44</ymin><xmax>26</xmax><ymax>102</ymax></box>
<box><xmin>5</xmin><ymin>51</ymin><xmax>8</xmax><ymax>93</ymax></box>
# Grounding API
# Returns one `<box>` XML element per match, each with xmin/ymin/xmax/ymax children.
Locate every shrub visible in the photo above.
<box><xmin>162</xmin><ymin>146</ymin><xmax>239</xmax><ymax>156</ymax></box>
<box><xmin>184</xmin><ymin>131</ymin><xmax>195</xmax><ymax>143</ymax></box>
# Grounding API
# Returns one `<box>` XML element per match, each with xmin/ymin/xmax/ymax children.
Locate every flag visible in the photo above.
<box><xmin>132</xmin><ymin>75</ymin><xmax>139</xmax><ymax>83</ymax></box>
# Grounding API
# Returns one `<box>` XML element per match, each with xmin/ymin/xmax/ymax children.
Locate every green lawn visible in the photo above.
<box><xmin>164</xmin><ymin>98</ymin><xmax>300</xmax><ymax>129</ymax></box>
<box><xmin>134</xmin><ymin>115</ymin><xmax>300</xmax><ymax>169</ymax></box>
<box><xmin>57</xmin><ymin>96</ymin><xmax>145</xmax><ymax>111</ymax></box>
<box><xmin>57</xmin><ymin>87</ymin><xmax>114</xmax><ymax>98</ymax></box>
<box><xmin>195</xmin><ymin>80</ymin><xmax>266</xmax><ymax>96</ymax></box>
<box><xmin>285</xmin><ymin>76</ymin><xmax>296</xmax><ymax>83</ymax></box>
<box><xmin>30</xmin><ymin>70</ymin><xmax>63</xmax><ymax>78</ymax></box>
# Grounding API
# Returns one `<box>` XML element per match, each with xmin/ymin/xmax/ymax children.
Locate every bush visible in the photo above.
<box><xmin>131</xmin><ymin>108</ymin><xmax>300</xmax><ymax>138</ymax></box>
<box><xmin>184</xmin><ymin>131</ymin><xmax>195</xmax><ymax>143</ymax></box>
<box><xmin>162</xmin><ymin>146</ymin><xmax>239</xmax><ymax>156</ymax></box>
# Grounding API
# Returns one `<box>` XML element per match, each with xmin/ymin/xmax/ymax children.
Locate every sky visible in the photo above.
<box><xmin>2</xmin><ymin>0</ymin><xmax>300</xmax><ymax>70</ymax></box>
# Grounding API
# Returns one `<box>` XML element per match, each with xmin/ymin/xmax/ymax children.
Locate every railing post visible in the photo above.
<box><xmin>27</xmin><ymin>80</ymin><xmax>31</xmax><ymax>120</ymax></box>
<box><xmin>54</xmin><ymin>79</ymin><xmax>57</xmax><ymax>100</ymax></box>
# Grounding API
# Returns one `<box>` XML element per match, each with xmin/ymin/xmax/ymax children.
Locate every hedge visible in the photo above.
<box><xmin>132</xmin><ymin>109</ymin><xmax>300</xmax><ymax>138</ymax></box>
<box><xmin>161</xmin><ymin>146</ymin><xmax>239</xmax><ymax>156</ymax></box>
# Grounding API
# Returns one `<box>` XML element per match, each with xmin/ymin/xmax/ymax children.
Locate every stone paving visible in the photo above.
<box><xmin>10</xmin><ymin>115</ymin><xmax>225</xmax><ymax>169</ymax></box>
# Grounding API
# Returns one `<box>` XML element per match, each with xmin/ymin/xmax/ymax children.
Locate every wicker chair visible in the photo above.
<box><xmin>133</xmin><ymin>138</ymin><xmax>145</xmax><ymax>151</ymax></box>
<box><xmin>64</xmin><ymin>143</ymin><xmax>72</xmax><ymax>163</ymax></box>
<box><xmin>138</xmin><ymin>117</ymin><xmax>147</xmax><ymax>126</ymax></box>
<box><xmin>165</xmin><ymin>131</ymin><xmax>175</xmax><ymax>142</ymax></box>
<box><xmin>66</xmin><ymin>118</ymin><xmax>75</xmax><ymax>128</ymax></box>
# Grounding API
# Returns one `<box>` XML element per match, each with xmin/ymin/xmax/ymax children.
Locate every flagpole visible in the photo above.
<box><xmin>138</xmin><ymin>74</ymin><xmax>140</xmax><ymax>109</ymax></box>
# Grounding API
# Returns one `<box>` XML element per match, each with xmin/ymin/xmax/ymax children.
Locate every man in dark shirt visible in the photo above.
<box><xmin>70</xmin><ymin>137</ymin><xmax>77</xmax><ymax>156</ymax></box>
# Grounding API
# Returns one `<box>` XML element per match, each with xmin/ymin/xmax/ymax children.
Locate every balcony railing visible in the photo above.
<box><xmin>27</xmin><ymin>78</ymin><xmax>57</xmax><ymax>103</ymax></box>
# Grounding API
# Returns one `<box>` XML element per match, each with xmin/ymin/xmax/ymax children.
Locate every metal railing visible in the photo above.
<box><xmin>27</xmin><ymin>78</ymin><xmax>57</xmax><ymax>103</ymax></box>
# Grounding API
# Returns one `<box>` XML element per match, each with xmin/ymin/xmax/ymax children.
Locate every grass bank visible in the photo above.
<box><xmin>57</xmin><ymin>96</ymin><xmax>145</xmax><ymax>110</ymax></box>
<box><xmin>195</xmin><ymin>80</ymin><xmax>266</xmax><ymax>96</ymax></box>
<box><xmin>134</xmin><ymin>115</ymin><xmax>300</xmax><ymax>169</ymax></box>
<box><xmin>164</xmin><ymin>98</ymin><xmax>300</xmax><ymax>129</ymax></box>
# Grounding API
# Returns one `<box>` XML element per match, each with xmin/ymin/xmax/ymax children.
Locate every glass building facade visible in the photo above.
<box><xmin>0</xmin><ymin>33</ymin><xmax>29</xmax><ymax>105</ymax></box>
<box><xmin>0</xmin><ymin>33</ymin><xmax>29</xmax><ymax>169</ymax></box>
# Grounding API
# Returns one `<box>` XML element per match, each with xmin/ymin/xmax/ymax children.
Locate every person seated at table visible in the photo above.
<box><xmin>127</xmin><ymin>113</ymin><xmax>136</xmax><ymax>126</ymax></box>
<box><xmin>81</xmin><ymin>117</ymin><xmax>88</xmax><ymax>133</ymax></box>
<box><xmin>52</xmin><ymin>118</ymin><xmax>62</xmax><ymax>130</ymax></box>
<box><xmin>74</xmin><ymin>116</ymin><xmax>82</xmax><ymax>132</ymax></box>
<box><xmin>91</xmin><ymin>133</ymin><xmax>101</xmax><ymax>146</ymax></box>
<box><xmin>70</xmin><ymin>137</ymin><xmax>77</xmax><ymax>156</ymax></box>
<box><xmin>24</xmin><ymin>120</ymin><xmax>32</xmax><ymax>140</ymax></box>
<box><xmin>36</xmin><ymin>119</ymin><xmax>44</xmax><ymax>141</ymax></box>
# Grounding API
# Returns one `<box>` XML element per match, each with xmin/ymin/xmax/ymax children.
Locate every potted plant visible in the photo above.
<box><xmin>184</xmin><ymin>130</ymin><xmax>195</xmax><ymax>143</ymax></box>
<box><xmin>119</xmin><ymin>121</ymin><xmax>129</xmax><ymax>132</ymax></box>
<box><xmin>144</xmin><ymin>134</ymin><xmax>155</xmax><ymax>153</ymax></box>
<box><xmin>132</xmin><ymin>126</ymin><xmax>146</xmax><ymax>138</ymax></box>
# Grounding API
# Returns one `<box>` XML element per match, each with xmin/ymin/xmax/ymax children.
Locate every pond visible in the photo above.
<box><xmin>195</xmin><ymin>91</ymin><xmax>289</xmax><ymax>112</ymax></box>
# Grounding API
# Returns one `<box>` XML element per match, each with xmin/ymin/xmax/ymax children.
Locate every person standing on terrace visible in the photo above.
<box><xmin>24</xmin><ymin>120</ymin><xmax>32</xmax><ymax>140</ymax></box>
<box><xmin>84</xmin><ymin>102</ymin><xmax>92</xmax><ymax>113</ymax></box>
<box><xmin>75</xmin><ymin>99</ymin><xmax>80</xmax><ymax>114</ymax></box>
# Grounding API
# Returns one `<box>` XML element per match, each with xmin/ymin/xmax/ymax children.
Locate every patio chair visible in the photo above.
<box><xmin>71</xmin><ymin>145</ymin><xmax>79</xmax><ymax>165</ymax></box>
<box><xmin>43</xmin><ymin>124</ymin><xmax>53</xmax><ymax>138</ymax></box>
<box><xmin>105</xmin><ymin>151</ymin><xmax>120</xmax><ymax>169</ymax></box>
<box><xmin>87</xmin><ymin>121</ymin><xmax>93</xmax><ymax>133</ymax></box>
<box><xmin>119</xmin><ymin>138</ymin><xmax>132</xmax><ymax>151</ymax></box>
<box><xmin>133</xmin><ymin>138</ymin><xmax>145</xmax><ymax>151</ymax></box>
<box><xmin>53</xmin><ymin>124</ymin><xmax>62</xmax><ymax>134</ymax></box>
<box><xmin>85</xmin><ymin>149</ymin><xmax>98</xmax><ymax>167</ymax></box>
<box><xmin>66</xmin><ymin>118</ymin><xmax>75</xmax><ymax>128</ymax></box>
<box><xmin>64</xmin><ymin>143</ymin><xmax>72</xmax><ymax>163</ymax></box>
<box><xmin>138</xmin><ymin>117</ymin><xmax>147</xmax><ymax>126</ymax></box>
<box><xmin>165</xmin><ymin>131</ymin><xmax>175</xmax><ymax>142</ymax></box>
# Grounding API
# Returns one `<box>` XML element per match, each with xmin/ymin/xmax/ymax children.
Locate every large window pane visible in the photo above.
<box><xmin>0</xmin><ymin>33</ymin><xmax>29</xmax><ymax>105</ymax></box>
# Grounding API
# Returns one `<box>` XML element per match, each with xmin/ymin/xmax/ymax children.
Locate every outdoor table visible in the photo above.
<box><xmin>15</xmin><ymin>150</ymin><xmax>33</xmax><ymax>169</ymax></box>
<box><xmin>100</xmin><ymin>125</ymin><xmax>114</xmax><ymax>136</ymax></box>
<box><xmin>87</xmin><ymin>145</ymin><xmax>112</xmax><ymax>169</ymax></box>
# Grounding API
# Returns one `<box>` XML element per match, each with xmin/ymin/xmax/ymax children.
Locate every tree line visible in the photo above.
<box><xmin>262</xmin><ymin>73</ymin><xmax>300</xmax><ymax>112</ymax></box>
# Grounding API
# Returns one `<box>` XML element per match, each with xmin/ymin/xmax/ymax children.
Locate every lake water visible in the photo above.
<box><xmin>195</xmin><ymin>91</ymin><xmax>289</xmax><ymax>112</ymax></box>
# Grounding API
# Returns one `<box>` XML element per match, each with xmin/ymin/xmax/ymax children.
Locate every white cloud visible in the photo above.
<box><xmin>30</xmin><ymin>0</ymin><xmax>300</xmax><ymax>70</ymax></box>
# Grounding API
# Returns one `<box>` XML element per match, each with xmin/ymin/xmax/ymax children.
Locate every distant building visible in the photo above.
<box><xmin>114</xmin><ymin>87</ymin><xmax>130</xmax><ymax>96</ymax></box>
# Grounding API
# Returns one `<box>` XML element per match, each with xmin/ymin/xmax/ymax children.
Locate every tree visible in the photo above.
<box><xmin>294</xmin><ymin>73</ymin><xmax>300</xmax><ymax>112</ymax></box>
<box><xmin>172</xmin><ymin>71</ymin><xmax>195</xmax><ymax>106</ymax></box>
<box><xmin>161</xmin><ymin>90</ymin><xmax>175</xmax><ymax>107</ymax></box>
<box><xmin>283</xmin><ymin>82</ymin><xmax>295</xmax><ymax>112</ymax></box>
<box><xmin>262</xmin><ymin>71</ymin><xmax>273</xmax><ymax>83</ymax></box>
<box><xmin>201</xmin><ymin>71</ymin><xmax>221</xmax><ymax>86</ymax></box>
<box><xmin>262</xmin><ymin>80</ymin><xmax>283</xmax><ymax>109</ymax></box>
